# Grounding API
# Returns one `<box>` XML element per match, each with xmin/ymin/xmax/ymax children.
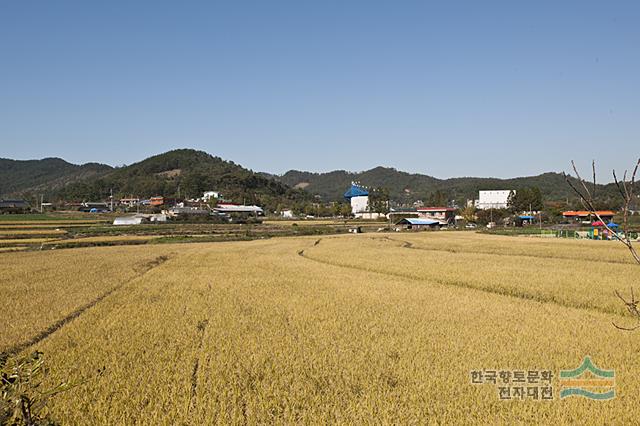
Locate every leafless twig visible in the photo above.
<box><xmin>565</xmin><ymin>159</ymin><xmax>640</xmax><ymax>330</ymax></box>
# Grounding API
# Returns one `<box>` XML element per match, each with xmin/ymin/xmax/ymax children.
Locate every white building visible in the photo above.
<box><xmin>203</xmin><ymin>191</ymin><xmax>220</xmax><ymax>202</ymax></box>
<box><xmin>281</xmin><ymin>209</ymin><xmax>294</xmax><ymax>218</ymax></box>
<box><xmin>343</xmin><ymin>183</ymin><xmax>385</xmax><ymax>219</ymax></box>
<box><xmin>476</xmin><ymin>190</ymin><xmax>512</xmax><ymax>210</ymax></box>
<box><xmin>344</xmin><ymin>183</ymin><xmax>369</xmax><ymax>217</ymax></box>
<box><xmin>113</xmin><ymin>215</ymin><xmax>148</xmax><ymax>225</ymax></box>
<box><xmin>214</xmin><ymin>203</ymin><xmax>264</xmax><ymax>215</ymax></box>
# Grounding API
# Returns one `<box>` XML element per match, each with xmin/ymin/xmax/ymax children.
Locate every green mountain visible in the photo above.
<box><xmin>0</xmin><ymin>157</ymin><xmax>112</xmax><ymax>197</ymax></box>
<box><xmin>276</xmin><ymin>167</ymin><xmax>620</xmax><ymax>206</ymax></box>
<box><xmin>2</xmin><ymin>150</ymin><xmax>622</xmax><ymax>210</ymax></box>
<box><xmin>56</xmin><ymin>149</ymin><xmax>309</xmax><ymax>209</ymax></box>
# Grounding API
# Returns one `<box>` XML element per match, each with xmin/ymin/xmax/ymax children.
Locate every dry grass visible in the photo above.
<box><xmin>0</xmin><ymin>238</ymin><xmax>58</xmax><ymax>245</ymax></box>
<box><xmin>2</xmin><ymin>232</ymin><xmax>639</xmax><ymax>423</ymax></box>
<box><xmin>0</xmin><ymin>223</ymin><xmax>102</xmax><ymax>229</ymax></box>
<box><xmin>0</xmin><ymin>247</ymin><xmax>27</xmax><ymax>252</ymax></box>
<box><xmin>0</xmin><ymin>229</ymin><xmax>67</xmax><ymax>236</ymax></box>
<box><xmin>42</xmin><ymin>235</ymin><xmax>158</xmax><ymax>244</ymax></box>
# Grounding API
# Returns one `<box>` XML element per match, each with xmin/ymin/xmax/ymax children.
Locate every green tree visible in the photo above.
<box><xmin>460</xmin><ymin>205</ymin><xmax>477</xmax><ymax>223</ymax></box>
<box><xmin>508</xmin><ymin>187</ymin><xmax>544</xmax><ymax>213</ymax></box>
<box><xmin>368</xmin><ymin>187</ymin><xmax>390</xmax><ymax>214</ymax></box>
<box><xmin>340</xmin><ymin>202</ymin><xmax>353</xmax><ymax>217</ymax></box>
<box><xmin>427</xmin><ymin>190</ymin><xmax>447</xmax><ymax>207</ymax></box>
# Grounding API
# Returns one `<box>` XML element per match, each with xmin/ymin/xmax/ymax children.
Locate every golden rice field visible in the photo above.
<box><xmin>2</xmin><ymin>232</ymin><xmax>639</xmax><ymax>423</ymax></box>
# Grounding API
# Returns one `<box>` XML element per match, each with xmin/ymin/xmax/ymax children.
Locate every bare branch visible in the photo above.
<box><xmin>568</xmin><ymin>160</ymin><xmax>640</xmax><ymax>331</ymax></box>
<box><xmin>592</xmin><ymin>160</ymin><xmax>597</xmax><ymax>199</ymax></box>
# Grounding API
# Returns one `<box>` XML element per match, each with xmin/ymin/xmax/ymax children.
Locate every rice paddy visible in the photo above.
<box><xmin>1</xmin><ymin>231</ymin><xmax>638</xmax><ymax>423</ymax></box>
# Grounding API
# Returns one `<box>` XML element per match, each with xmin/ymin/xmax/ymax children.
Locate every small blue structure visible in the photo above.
<box><xmin>344</xmin><ymin>183</ymin><xmax>369</xmax><ymax>200</ymax></box>
<box><xmin>395</xmin><ymin>217</ymin><xmax>441</xmax><ymax>230</ymax></box>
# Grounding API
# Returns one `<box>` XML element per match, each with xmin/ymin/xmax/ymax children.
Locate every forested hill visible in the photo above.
<box><xmin>1</xmin><ymin>150</ymin><xmax>309</xmax><ymax>209</ymax></box>
<box><xmin>275</xmin><ymin>167</ymin><xmax>620</xmax><ymax>204</ymax></box>
<box><xmin>2</xmin><ymin>150</ymin><xmax>621</xmax><ymax>208</ymax></box>
<box><xmin>0</xmin><ymin>157</ymin><xmax>112</xmax><ymax>196</ymax></box>
<box><xmin>56</xmin><ymin>149</ymin><xmax>309</xmax><ymax>208</ymax></box>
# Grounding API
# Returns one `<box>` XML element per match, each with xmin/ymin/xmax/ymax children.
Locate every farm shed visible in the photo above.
<box><xmin>113</xmin><ymin>215</ymin><xmax>149</xmax><ymax>225</ymax></box>
<box><xmin>417</xmin><ymin>207</ymin><xmax>456</xmax><ymax>225</ymax></box>
<box><xmin>395</xmin><ymin>218</ymin><xmax>441</xmax><ymax>230</ymax></box>
<box><xmin>167</xmin><ymin>207</ymin><xmax>211</xmax><ymax>217</ymax></box>
<box><xmin>0</xmin><ymin>199</ymin><xmax>30</xmax><ymax>214</ymax></box>
<box><xmin>214</xmin><ymin>204</ymin><xmax>264</xmax><ymax>216</ymax></box>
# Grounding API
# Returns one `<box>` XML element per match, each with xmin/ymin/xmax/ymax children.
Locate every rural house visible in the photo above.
<box><xmin>395</xmin><ymin>218</ymin><xmax>441</xmax><ymax>230</ymax></box>
<box><xmin>417</xmin><ymin>207</ymin><xmax>456</xmax><ymax>225</ymax></box>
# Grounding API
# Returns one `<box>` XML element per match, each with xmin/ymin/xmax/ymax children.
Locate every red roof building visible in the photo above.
<box><xmin>562</xmin><ymin>210</ymin><xmax>615</xmax><ymax>220</ymax></box>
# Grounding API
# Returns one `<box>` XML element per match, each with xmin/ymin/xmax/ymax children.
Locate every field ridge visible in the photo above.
<box><xmin>0</xmin><ymin>254</ymin><xmax>172</xmax><ymax>360</ymax></box>
<box><xmin>298</xmin><ymin>242</ymin><xmax>626</xmax><ymax>317</ymax></box>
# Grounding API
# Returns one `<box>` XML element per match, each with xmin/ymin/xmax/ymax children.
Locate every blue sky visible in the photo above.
<box><xmin>1</xmin><ymin>1</ymin><xmax>638</xmax><ymax>180</ymax></box>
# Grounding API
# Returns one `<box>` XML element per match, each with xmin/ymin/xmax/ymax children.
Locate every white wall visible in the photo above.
<box><xmin>477</xmin><ymin>190</ymin><xmax>512</xmax><ymax>209</ymax></box>
<box><xmin>350</xmin><ymin>196</ymin><xmax>369</xmax><ymax>214</ymax></box>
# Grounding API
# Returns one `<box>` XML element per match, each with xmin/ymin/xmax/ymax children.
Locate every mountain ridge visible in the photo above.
<box><xmin>0</xmin><ymin>150</ymin><xmax>619</xmax><ymax>206</ymax></box>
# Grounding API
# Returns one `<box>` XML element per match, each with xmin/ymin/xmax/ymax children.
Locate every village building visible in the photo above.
<box><xmin>476</xmin><ymin>190</ymin><xmax>512</xmax><ymax>210</ymax></box>
<box><xmin>214</xmin><ymin>203</ymin><xmax>263</xmax><ymax>216</ymax></box>
<box><xmin>202</xmin><ymin>191</ymin><xmax>221</xmax><ymax>202</ymax></box>
<box><xmin>417</xmin><ymin>207</ymin><xmax>456</xmax><ymax>225</ymax></box>
<box><xmin>343</xmin><ymin>182</ymin><xmax>385</xmax><ymax>219</ymax></box>
<box><xmin>166</xmin><ymin>207</ymin><xmax>211</xmax><ymax>218</ymax></box>
<box><xmin>113</xmin><ymin>215</ymin><xmax>149</xmax><ymax>225</ymax></box>
<box><xmin>394</xmin><ymin>218</ymin><xmax>441</xmax><ymax>231</ymax></box>
<box><xmin>387</xmin><ymin>207</ymin><xmax>419</xmax><ymax>223</ymax></box>
<box><xmin>119</xmin><ymin>197</ymin><xmax>140</xmax><ymax>207</ymax></box>
<box><xmin>344</xmin><ymin>183</ymin><xmax>369</xmax><ymax>216</ymax></box>
<box><xmin>150</xmin><ymin>196</ymin><xmax>164</xmax><ymax>207</ymax></box>
<box><xmin>0</xmin><ymin>199</ymin><xmax>30</xmax><ymax>214</ymax></box>
<box><xmin>562</xmin><ymin>210</ymin><xmax>616</xmax><ymax>223</ymax></box>
<box><xmin>80</xmin><ymin>202</ymin><xmax>109</xmax><ymax>212</ymax></box>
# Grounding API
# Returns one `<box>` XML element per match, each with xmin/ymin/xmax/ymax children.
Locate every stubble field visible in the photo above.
<box><xmin>1</xmin><ymin>231</ymin><xmax>639</xmax><ymax>424</ymax></box>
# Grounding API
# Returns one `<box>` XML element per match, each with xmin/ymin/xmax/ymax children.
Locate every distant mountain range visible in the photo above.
<box><xmin>0</xmin><ymin>149</ymin><xmax>620</xmax><ymax>208</ymax></box>
<box><xmin>1</xmin><ymin>150</ymin><xmax>309</xmax><ymax>210</ymax></box>
<box><xmin>0</xmin><ymin>157</ymin><xmax>112</xmax><ymax>195</ymax></box>
<box><xmin>270</xmin><ymin>168</ymin><xmax>618</xmax><ymax>205</ymax></box>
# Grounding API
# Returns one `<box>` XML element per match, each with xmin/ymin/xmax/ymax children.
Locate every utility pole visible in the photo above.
<box><xmin>40</xmin><ymin>194</ymin><xmax>43</xmax><ymax>213</ymax></box>
<box><xmin>110</xmin><ymin>188</ymin><xmax>113</xmax><ymax>212</ymax></box>
<box><xmin>539</xmin><ymin>208</ymin><xmax>543</xmax><ymax>230</ymax></box>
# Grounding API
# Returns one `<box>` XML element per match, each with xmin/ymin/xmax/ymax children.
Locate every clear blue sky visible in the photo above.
<box><xmin>1</xmin><ymin>1</ymin><xmax>638</xmax><ymax>180</ymax></box>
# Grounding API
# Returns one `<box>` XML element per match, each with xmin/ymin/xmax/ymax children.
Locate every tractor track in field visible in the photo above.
<box><xmin>187</xmin><ymin>318</ymin><xmax>208</xmax><ymax>416</ymax></box>
<box><xmin>376</xmin><ymin>236</ymin><xmax>636</xmax><ymax>266</ymax></box>
<box><xmin>0</xmin><ymin>254</ymin><xmax>172</xmax><ymax>362</ymax></box>
<box><xmin>297</xmin><ymin>244</ymin><xmax>626</xmax><ymax>318</ymax></box>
